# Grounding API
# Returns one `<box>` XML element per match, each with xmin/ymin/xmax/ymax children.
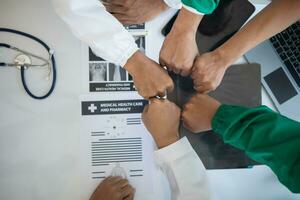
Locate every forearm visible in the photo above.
<box><xmin>52</xmin><ymin>0</ymin><xmax>138</xmax><ymax>66</ymax></box>
<box><xmin>172</xmin><ymin>7</ymin><xmax>203</xmax><ymax>34</ymax></box>
<box><xmin>217</xmin><ymin>0</ymin><xmax>300</xmax><ymax>66</ymax></box>
<box><xmin>212</xmin><ymin>105</ymin><xmax>300</xmax><ymax>193</ymax></box>
<box><xmin>154</xmin><ymin>137</ymin><xmax>211</xmax><ymax>200</ymax></box>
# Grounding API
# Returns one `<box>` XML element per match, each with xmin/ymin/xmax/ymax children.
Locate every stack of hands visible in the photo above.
<box><xmin>64</xmin><ymin>0</ymin><xmax>300</xmax><ymax>198</ymax></box>
<box><xmin>103</xmin><ymin>0</ymin><xmax>234</xmax><ymax>99</ymax></box>
<box><xmin>90</xmin><ymin>1</ymin><xmax>231</xmax><ymax>200</ymax></box>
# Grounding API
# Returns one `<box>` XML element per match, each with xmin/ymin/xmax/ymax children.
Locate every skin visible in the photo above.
<box><xmin>182</xmin><ymin>94</ymin><xmax>221</xmax><ymax>133</ymax></box>
<box><xmin>142</xmin><ymin>98</ymin><xmax>181</xmax><ymax>148</ymax></box>
<box><xmin>159</xmin><ymin>7</ymin><xmax>203</xmax><ymax>76</ymax></box>
<box><xmin>191</xmin><ymin>51</ymin><xmax>228</xmax><ymax>93</ymax></box>
<box><xmin>103</xmin><ymin>0</ymin><xmax>169</xmax><ymax>24</ymax></box>
<box><xmin>90</xmin><ymin>176</ymin><xmax>135</xmax><ymax>200</ymax></box>
<box><xmin>124</xmin><ymin>51</ymin><xmax>174</xmax><ymax>99</ymax></box>
<box><xmin>192</xmin><ymin>0</ymin><xmax>300</xmax><ymax>93</ymax></box>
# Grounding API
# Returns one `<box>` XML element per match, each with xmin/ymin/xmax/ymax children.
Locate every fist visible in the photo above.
<box><xmin>159</xmin><ymin>29</ymin><xmax>198</xmax><ymax>76</ymax></box>
<box><xmin>182</xmin><ymin>94</ymin><xmax>221</xmax><ymax>133</ymax></box>
<box><xmin>142</xmin><ymin>98</ymin><xmax>181</xmax><ymax>148</ymax></box>
<box><xmin>103</xmin><ymin>0</ymin><xmax>168</xmax><ymax>24</ymax></box>
<box><xmin>125</xmin><ymin>51</ymin><xmax>174</xmax><ymax>99</ymax></box>
<box><xmin>191</xmin><ymin>50</ymin><xmax>229</xmax><ymax>93</ymax></box>
<box><xmin>90</xmin><ymin>176</ymin><xmax>135</xmax><ymax>200</ymax></box>
<box><xmin>159</xmin><ymin>7</ymin><xmax>201</xmax><ymax>76</ymax></box>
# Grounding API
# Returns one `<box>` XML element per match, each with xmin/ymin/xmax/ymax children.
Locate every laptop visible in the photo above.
<box><xmin>245</xmin><ymin>21</ymin><xmax>300</xmax><ymax>121</ymax></box>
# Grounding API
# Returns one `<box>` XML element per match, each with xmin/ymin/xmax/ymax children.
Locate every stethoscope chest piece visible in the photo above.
<box><xmin>14</xmin><ymin>54</ymin><xmax>31</xmax><ymax>69</ymax></box>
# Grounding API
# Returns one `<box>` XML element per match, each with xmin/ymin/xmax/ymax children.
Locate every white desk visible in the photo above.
<box><xmin>0</xmin><ymin>0</ymin><xmax>299</xmax><ymax>200</ymax></box>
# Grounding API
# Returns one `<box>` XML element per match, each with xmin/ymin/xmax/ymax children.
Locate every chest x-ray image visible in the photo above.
<box><xmin>109</xmin><ymin>63</ymin><xmax>127</xmax><ymax>81</ymax></box>
<box><xmin>134</xmin><ymin>36</ymin><xmax>145</xmax><ymax>53</ymax></box>
<box><xmin>89</xmin><ymin>63</ymin><xmax>107</xmax><ymax>82</ymax></box>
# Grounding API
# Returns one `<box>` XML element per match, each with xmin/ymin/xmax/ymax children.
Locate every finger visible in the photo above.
<box><xmin>191</xmin><ymin>70</ymin><xmax>200</xmax><ymax>80</ymax></box>
<box><xmin>180</xmin><ymin>68</ymin><xmax>191</xmax><ymax>77</ymax></box>
<box><xmin>124</xmin><ymin>193</ymin><xmax>134</xmax><ymax>200</ymax></box>
<box><xmin>108</xmin><ymin>176</ymin><xmax>123</xmax><ymax>184</ymax></box>
<box><xmin>112</xmin><ymin>14</ymin><xmax>130</xmax><ymax>24</ymax></box>
<box><xmin>157</xmin><ymin>90</ymin><xmax>166</xmax><ymax>98</ymax></box>
<box><xmin>121</xmin><ymin>185</ymin><xmax>135</xmax><ymax>199</ymax></box>
<box><xmin>102</xmin><ymin>176</ymin><xmax>113</xmax><ymax>183</ymax></box>
<box><xmin>193</xmin><ymin>77</ymin><xmax>204</xmax><ymax>87</ymax></box>
<box><xmin>104</xmin><ymin>4</ymin><xmax>125</xmax><ymax>14</ymax></box>
<box><xmin>107</xmin><ymin>0</ymin><xmax>124</xmax><ymax>6</ymax></box>
<box><xmin>182</xmin><ymin>117</ymin><xmax>191</xmax><ymax>130</ymax></box>
<box><xmin>166</xmin><ymin>79</ymin><xmax>174</xmax><ymax>93</ymax></box>
<box><xmin>194</xmin><ymin>84</ymin><xmax>211</xmax><ymax>94</ymax></box>
<box><xmin>143</xmin><ymin>104</ymin><xmax>149</xmax><ymax>114</ymax></box>
<box><xmin>173</xmin><ymin>67</ymin><xmax>180</xmax><ymax>74</ymax></box>
<box><xmin>149</xmin><ymin>97</ymin><xmax>161</xmax><ymax>104</ymax></box>
<box><xmin>159</xmin><ymin>57</ymin><xmax>167</xmax><ymax>68</ymax></box>
<box><xmin>116</xmin><ymin>179</ymin><xmax>129</xmax><ymax>188</ymax></box>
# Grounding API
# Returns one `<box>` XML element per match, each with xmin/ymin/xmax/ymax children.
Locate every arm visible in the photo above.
<box><xmin>154</xmin><ymin>137</ymin><xmax>211</xmax><ymax>200</ymax></box>
<box><xmin>52</xmin><ymin>0</ymin><xmax>174</xmax><ymax>99</ymax></box>
<box><xmin>159</xmin><ymin>7</ymin><xmax>203</xmax><ymax>76</ymax></box>
<box><xmin>51</xmin><ymin>0</ymin><xmax>138</xmax><ymax>67</ymax></box>
<box><xmin>159</xmin><ymin>0</ymin><xmax>220</xmax><ymax>76</ymax></box>
<box><xmin>218</xmin><ymin>0</ymin><xmax>300</xmax><ymax>65</ymax></box>
<box><xmin>142</xmin><ymin>98</ymin><xmax>211</xmax><ymax>200</ymax></box>
<box><xmin>212</xmin><ymin>105</ymin><xmax>300</xmax><ymax>193</ymax></box>
<box><xmin>182</xmin><ymin>94</ymin><xmax>300</xmax><ymax>193</ymax></box>
<box><xmin>192</xmin><ymin>0</ymin><xmax>300</xmax><ymax>93</ymax></box>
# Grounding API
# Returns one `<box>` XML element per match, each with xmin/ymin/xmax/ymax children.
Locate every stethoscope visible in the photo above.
<box><xmin>0</xmin><ymin>28</ymin><xmax>56</xmax><ymax>100</ymax></box>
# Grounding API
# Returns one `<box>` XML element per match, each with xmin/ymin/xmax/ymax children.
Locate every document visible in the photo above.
<box><xmin>81</xmin><ymin>23</ymin><xmax>147</xmax><ymax>93</ymax></box>
<box><xmin>80</xmin><ymin>93</ymin><xmax>156</xmax><ymax>200</ymax></box>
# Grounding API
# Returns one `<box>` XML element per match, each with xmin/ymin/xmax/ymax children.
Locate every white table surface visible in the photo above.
<box><xmin>0</xmin><ymin>0</ymin><xmax>299</xmax><ymax>200</ymax></box>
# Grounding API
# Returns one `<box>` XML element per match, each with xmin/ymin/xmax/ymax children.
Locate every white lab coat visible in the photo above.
<box><xmin>155</xmin><ymin>137</ymin><xmax>211</xmax><ymax>200</ymax></box>
<box><xmin>51</xmin><ymin>0</ymin><xmax>182</xmax><ymax>67</ymax></box>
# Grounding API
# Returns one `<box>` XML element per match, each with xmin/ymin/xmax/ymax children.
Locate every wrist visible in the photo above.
<box><xmin>217</xmin><ymin>33</ymin><xmax>253</xmax><ymax>67</ymax></box>
<box><xmin>124</xmin><ymin>50</ymin><xmax>145</xmax><ymax>77</ymax></box>
<box><xmin>172</xmin><ymin>7</ymin><xmax>203</xmax><ymax>34</ymax></box>
<box><xmin>157</xmin><ymin>133</ymin><xmax>179</xmax><ymax>149</ymax></box>
<box><xmin>213</xmin><ymin>47</ymin><xmax>235</xmax><ymax>70</ymax></box>
<box><xmin>159</xmin><ymin>0</ymin><xmax>169</xmax><ymax>11</ymax></box>
<box><xmin>208</xmin><ymin>101</ymin><xmax>222</xmax><ymax>130</ymax></box>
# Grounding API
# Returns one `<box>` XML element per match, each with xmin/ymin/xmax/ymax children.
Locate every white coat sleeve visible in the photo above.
<box><xmin>154</xmin><ymin>137</ymin><xmax>211</xmax><ymax>200</ymax></box>
<box><xmin>51</xmin><ymin>0</ymin><xmax>139</xmax><ymax>67</ymax></box>
<box><xmin>163</xmin><ymin>0</ymin><xmax>182</xmax><ymax>9</ymax></box>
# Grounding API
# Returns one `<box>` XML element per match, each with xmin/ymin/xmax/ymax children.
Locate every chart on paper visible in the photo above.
<box><xmin>80</xmin><ymin>93</ymin><xmax>156</xmax><ymax>200</ymax></box>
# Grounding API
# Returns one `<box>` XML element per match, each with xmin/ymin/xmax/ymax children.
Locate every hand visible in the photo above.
<box><xmin>191</xmin><ymin>49</ymin><xmax>230</xmax><ymax>93</ymax></box>
<box><xmin>124</xmin><ymin>51</ymin><xmax>174</xmax><ymax>99</ymax></box>
<box><xmin>103</xmin><ymin>0</ymin><xmax>169</xmax><ymax>24</ymax></box>
<box><xmin>159</xmin><ymin>7</ymin><xmax>202</xmax><ymax>76</ymax></box>
<box><xmin>142</xmin><ymin>98</ymin><xmax>180</xmax><ymax>148</ymax></box>
<box><xmin>90</xmin><ymin>176</ymin><xmax>135</xmax><ymax>200</ymax></box>
<box><xmin>182</xmin><ymin>94</ymin><xmax>221</xmax><ymax>133</ymax></box>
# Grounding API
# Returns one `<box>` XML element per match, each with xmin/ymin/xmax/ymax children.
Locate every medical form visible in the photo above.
<box><xmin>79</xmin><ymin>93</ymin><xmax>156</xmax><ymax>200</ymax></box>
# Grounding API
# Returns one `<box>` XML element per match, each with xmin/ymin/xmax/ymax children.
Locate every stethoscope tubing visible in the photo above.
<box><xmin>0</xmin><ymin>28</ymin><xmax>56</xmax><ymax>100</ymax></box>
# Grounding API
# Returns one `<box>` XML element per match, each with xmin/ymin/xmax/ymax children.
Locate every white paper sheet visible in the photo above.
<box><xmin>79</xmin><ymin>93</ymin><xmax>156</xmax><ymax>200</ymax></box>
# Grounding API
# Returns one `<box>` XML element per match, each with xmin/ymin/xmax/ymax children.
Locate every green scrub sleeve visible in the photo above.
<box><xmin>181</xmin><ymin>0</ymin><xmax>220</xmax><ymax>14</ymax></box>
<box><xmin>212</xmin><ymin>105</ymin><xmax>300</xmax><ymax>193</ymax></box>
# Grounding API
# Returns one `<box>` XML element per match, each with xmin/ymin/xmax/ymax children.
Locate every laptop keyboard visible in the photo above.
<box><xmin>270</xmin><ymin>21</ymin><xmax>300</xmax><ymax>87</ymax></box>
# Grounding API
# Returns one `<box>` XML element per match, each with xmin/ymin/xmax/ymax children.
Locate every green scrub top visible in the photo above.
<box><xmin>212</xmin><ymin>105</ymin><xmax>300</xmax><ymax>193</ymax></box>
<box><xmin>182</xmin><ymin>0</ymin><xmax>220</xmax><ymax>14</ymax></box>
